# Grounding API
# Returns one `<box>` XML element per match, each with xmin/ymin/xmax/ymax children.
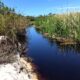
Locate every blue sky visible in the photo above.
<box><xmin>2</xmin><ymin>0</ymin><xmax>80</xmax><ymax>16</ymax></box>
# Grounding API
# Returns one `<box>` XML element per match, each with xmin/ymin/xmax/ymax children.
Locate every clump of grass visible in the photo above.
<box><xmin>35</xmin><ymin>12</ymin><xmax>80</xmax><ymax>41</ymax></box>
<box><xmin>0</xmin><ymin>1</ymin><xmax>31</xmax><ymax>43</ymax></box>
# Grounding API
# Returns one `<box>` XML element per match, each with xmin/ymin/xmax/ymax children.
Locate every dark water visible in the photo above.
<box><xmin>26</xmin><ymin>26</ymin><xmax>80</xmax><ymax>80</ymax></box>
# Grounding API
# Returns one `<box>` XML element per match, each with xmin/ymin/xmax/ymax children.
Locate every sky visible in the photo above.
<box><xmin>2</xmin><ymin>0</ymin><xmax>80</xmax><ymax>16</ymax></box>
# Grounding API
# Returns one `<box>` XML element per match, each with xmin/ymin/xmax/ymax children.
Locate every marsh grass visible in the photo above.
<box><xmin>0</xmin><ymin>1</ymin><xmax>31</xmax><ymax>39</ymax></box>
<box><xmin>35</xmin><ymin>12</ymin><xmax>80</xmax><ymax>41</ymax></box>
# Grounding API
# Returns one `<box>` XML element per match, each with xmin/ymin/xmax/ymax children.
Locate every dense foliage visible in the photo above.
<box><xmin>35</xmin><ymin>13</ymin><xmax>80</xmax><ymax>41</ymax></box>
<box><xmin>0</xmin><ymin>1</ymin><xmax>30</xmax><ymax>42</ymax></box>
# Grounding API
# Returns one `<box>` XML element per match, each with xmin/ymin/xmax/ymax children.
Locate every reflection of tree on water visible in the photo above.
<box><xmin>47</xmin><ymin>38</ymin><xmax>80</xmax><ymax>54</ymax></box>
<box><xmin>57</xmin><ymin>43</ymin><xmax>80</xmax><ymax>54</ymax></box>
<box><xmin>47</xmin><ymin>38</ymin><xmax>55</xmax><ymax>47</ymax></box>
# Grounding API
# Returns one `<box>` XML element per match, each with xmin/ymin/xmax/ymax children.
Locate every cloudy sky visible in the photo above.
<box><xmin>2</xmin><ymin>0</ymin><xmax>80</xmax><ymax>16</ymax></box>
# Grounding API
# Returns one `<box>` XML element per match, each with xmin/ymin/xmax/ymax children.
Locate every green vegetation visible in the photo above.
<box><xmin>0</xmin><ymin>1</ymin><xmax>31</xmax><ymax>43</ymax></box>
<box><xmin>1</xmin><ymin>0</ymin><xmax>80</xmax><ymax>43</ymax></box>
<box><xmin>35</xmin><ymin>13</ymin><xmax>80</xmax><ymax>41</ymax></box>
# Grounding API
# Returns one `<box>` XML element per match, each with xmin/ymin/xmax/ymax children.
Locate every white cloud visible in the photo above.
<box><xmin>53</xmin><ymin>6</ymin><xmax>80</xmax><ymax>11</ymax></box>
<box><xmin>51</xmin><ymin>6</ymin><xmax>80</xmax><ymax>13</ymax></box>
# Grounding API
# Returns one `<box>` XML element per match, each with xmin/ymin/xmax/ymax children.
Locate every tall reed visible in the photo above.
<box><xmin>35</xmin><ymin>12</ymin><xmax>80</xmax><ymax>41</ymax></box>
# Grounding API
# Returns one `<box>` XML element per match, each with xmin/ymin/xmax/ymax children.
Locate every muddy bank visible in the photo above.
<box><xmin>43</xmin><ymin>33</ymin><xmax>77</xmax><ymax>45</ymax></box>
<box><xmin>35</xmin><ymin>27</ymin><xmax>79</xmax><ymax>45</ymax></box>
<box><xmin>0</xmin><ymin>36</ymin><xmax>39</xmax><ymax>80</ymax></box>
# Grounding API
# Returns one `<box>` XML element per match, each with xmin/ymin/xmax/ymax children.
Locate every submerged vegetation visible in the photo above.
<box><xmin>35</xmin><ymin>12</ymin><xmax>80</xmax><ymax>42</ymax></box>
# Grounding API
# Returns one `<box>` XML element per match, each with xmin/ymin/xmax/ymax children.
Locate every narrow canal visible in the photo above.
<box><xmin>26</xmin><ymin>26</ymin><xmax>80</xmax><ymax>80</ymax></box>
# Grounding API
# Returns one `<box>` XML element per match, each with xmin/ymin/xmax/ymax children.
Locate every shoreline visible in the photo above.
<box><xmin>0</xmin><ymin>35</ymin><xmax>40</xmax><ymax>80</ymax></box>
<box><xmin>44</xmin><ymin>34</ymin><xmax>77</xmax><ymax>45</ymax></box>
<box><xmin>36</xmin><ymin>27</ymin><xmax>78</xmax><ymax>45</ymax></box>
<box><xmin>0</xmin><ymin>56</ymin><xmax>39</xmax><ymax>80</ymax></box>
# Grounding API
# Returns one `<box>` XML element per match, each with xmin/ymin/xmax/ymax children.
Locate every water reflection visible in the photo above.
<box><xmin>26</xmin><ymin>26</ymin><xmax>80</xmax><ymax>80</ymax></box>
<box><xmin>57</xmin><ymin>44</ymin><xmax>80</xmax><ymax>54</ymax></box>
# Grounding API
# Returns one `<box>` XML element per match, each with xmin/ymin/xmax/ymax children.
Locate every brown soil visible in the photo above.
<box><xmin>0</xmin><ymin>38</ymin><xmax>17</xmax><ymax>64</ymax></box>
<box><xmin>55</xmin><ymin>37</ymin><xmax>77</xmax><ymax>45</ymax></box>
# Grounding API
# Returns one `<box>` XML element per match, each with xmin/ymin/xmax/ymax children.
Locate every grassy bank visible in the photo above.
<box><xmin>35</xmin><ymin>12</ymin><xmax>80</xmax><ymax>43</ymax></box>
<box><xmin>0</xmin><ymin>1</ymin><xmax>32</xmax><ymax>63</ymax></box>
<box><xmin>0</xmin><ymin>1</ymin><xmax>32</xmax><ymax>44</ymax></box>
